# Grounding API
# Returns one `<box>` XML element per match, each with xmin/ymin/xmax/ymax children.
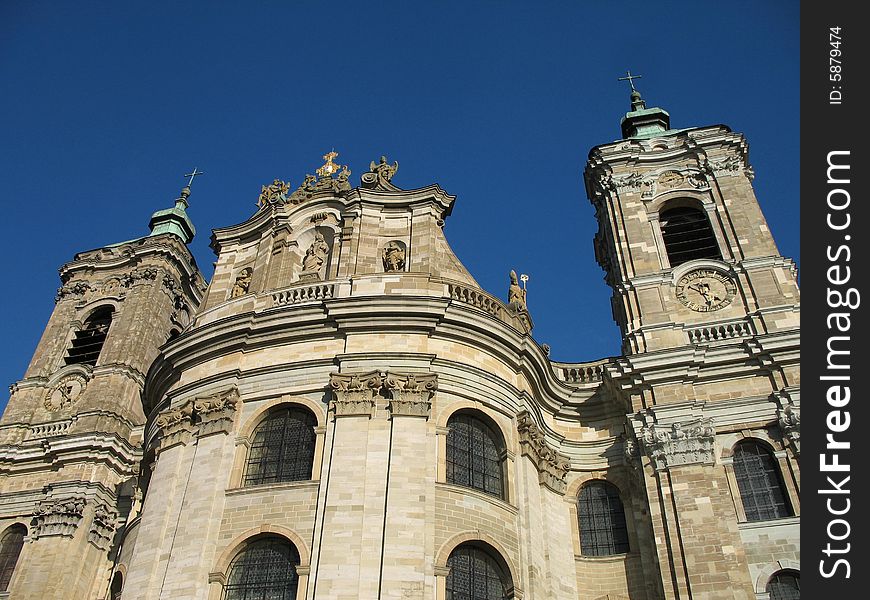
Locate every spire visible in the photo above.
<box><xmin>617</xmin><ymin>71</ymin><xmax>670</xmax><ymax>139</ymax></box>
<box><xmin>148</xmin><ymin>170</ymin><xmax>200</xmax><ymax>243</ymax></box>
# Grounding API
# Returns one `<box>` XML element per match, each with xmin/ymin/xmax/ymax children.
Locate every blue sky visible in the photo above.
<box><xmin>0</xmin><ymin>1</ymin><xmax>798</xmax><ymax>411</ymax></box>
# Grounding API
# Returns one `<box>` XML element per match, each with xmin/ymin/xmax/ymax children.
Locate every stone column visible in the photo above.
<box><xmin>640</xmin><ymin>418</ymin><xmax>756</xmax><ymax>600</ymax></box>
<box><xmin>380</xmin><ymin>373</ymin><xmax>438</xmax><ymax>599</ymax></box>
<box><xmin>313</xmin><ymin>371</ymin><xmax>388</xmax><ymax>600</ymax></box>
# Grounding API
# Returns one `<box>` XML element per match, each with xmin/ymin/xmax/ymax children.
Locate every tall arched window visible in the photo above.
<box><xmin>244</xmin><ymin>407</ymin><xmax>317</xmax><ymax>487</ymax></box>
<box><xmin>446</xmin><ymin>411</ymin><xmax>505</xmax><ymax>500</ymax></box>
<box><xmin>224</xmin><ymin>537</ymin><xmax>299</xmax><ymax>600</ymax></box>
<box><xmin>109</xmin><ymin>571</ymin><xmax>123</xmax><ymax>600</ymax></box>
<box><xmin>0</xmin><ymin>524</ymin><xmax>26</xmax><ymax>592</ymax></box>
<box><xmin>660</xmin><ymin>205</ymin><xmax>722</xmax><ymax>267</ymax></box>
<box><xmin>767</xmin><ymin>570</ymin><xmax>800</xmax><ymax>600</ymax></box>
<box><xmin>732</xmin><ymin>441</ymin><xmax>791</xmax><ymax>521</ymax></box>
<box><xmin>446</xmin><ymin>543</ymin><xmax>512</xmax><ymax>600</ymax></box>
<box><xmin>577</xmin><ymin>480</ymin><xmax>630</xmax><ymax>556</ymax></box>
<box><xmin>65</xmin><ymin>306</ymin><xmax>114</xmax><ymax>366</ymax></box>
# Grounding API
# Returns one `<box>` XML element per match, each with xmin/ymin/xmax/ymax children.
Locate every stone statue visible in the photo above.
<box><xmin>382</xmin><ymin>241</ymin><xmax>406</xmax><ymax>272</ymax></box>
<box><xmin>257</xmin><ymin>178</ymin><xmax>290</xmax><ymax>208</ymax></box>
<box><xmin>371</xmin><ymin>156</ymin><xmax>398</xmax><ymax>183</ymax></box>
<box><xmin>303</xmin><ymin>232</ymin><xmax>330</xmax><ymax>273</ymax></box>
<box><xmin>230</xmin><ymin>268</ymin><xmax>253</xmax><ymax>298</ymax></box>
<box><xmin>508</xmin><ymin>270</ymin><xmax>526</xmax><ymax>310</ymax></box>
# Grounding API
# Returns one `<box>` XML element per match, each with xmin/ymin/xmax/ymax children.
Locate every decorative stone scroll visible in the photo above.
<box><xmin>516</xmin><ymin>411</ymin><xmax>571</xmax><ymax>494</ymax></box>
<box><xmin>778</xmin><ymin>405</ymin><xmax>800</xmax><ymax>455</ymax></box>
<box><xmin>30</xmin><ymin>496</ymin><xmax>86</xmax><ymax>540</ymax></box>
<box><xmin>329</xmin><ymin>371</ymin><xmax>383</xmax><ymax>417</ymax></box>
<box><xmin>640</xmin><ymin>419</ymin><xmax>716</xmax><ymax>471</ymax></box>
<box><xmin>88</xmin><ymin>502</ymin><xmax>117</xmax><ymax>550</ymax></box>
<box><xmin>384</xmin><ymin>372</ymin><xmax>437</xmax><ymax>418</ymax></box>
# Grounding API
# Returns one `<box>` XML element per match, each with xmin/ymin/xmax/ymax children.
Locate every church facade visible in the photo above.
<box><xmin>0</xmin><ymin>92</ymin><xmax>800</xmax><ymax>600</ymax></box>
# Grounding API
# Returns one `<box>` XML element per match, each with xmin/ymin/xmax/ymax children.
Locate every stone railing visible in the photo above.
<box><xmin>686</xmin><ymin>320</ymin><xmax>753</xmax><ymax>344</ymax></box>
<box><xmin>272</xmin><ymin>283</ymin><xmax>335</xmax><ymax>306</ymax></box>
<box><xmin>551</xmin><ymin>358</ymin><xmax>613</xmax><ymax>384</ymax></box>
<box><xmin>447</xmin><ymin>283</ymin><xmax>504</xmax><ymax>319</ymax></box>
<box><xmin>27</xmin><ymin>419</ymin><xmax>73</xmax><ymax>440</ymax></box>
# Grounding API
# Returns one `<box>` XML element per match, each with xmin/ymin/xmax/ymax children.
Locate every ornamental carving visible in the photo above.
<box><xmin>31</xmin><ymin>496</ymin><xmax>87</xmax><ymax>540</ymax></box>
<box><xmin>155</xmin><ymin>401</ymin><xmax>195</xmax><ymax>448</ymax></box>
<box><xmin>640</xmin><ymin>419</ymin><xmax>716</xmax><ymax>471</ymax></box>
<box><xmin>44</xmin><ymin>373</ymin><xmax>89</xmax><ymax>412</ymax></box>
<box><xmin>329</xmin><ymin>371</ymin><xmax>383</xmax><ymax>417</ymax></box>
<box><xmin>88</xmin><ymin>502</ymin><xmax>117</xmax><ymax>550</ymax></box>
<box><xmin>384</xmin><ymin>372</ymin><xmax>437</xmax><ymax>418</ymax></box>
<box><xmin>257</xmin><ymin>178</ymin><xmax>291</xmax><ymax>208</ymax></box>
<box><xmin>361</xmin><ymin>156</ymin><xmax>400</xmax><ymax>190</ymax></box>
<box><xmin>778</xmin><ymin>405</ymin><xmax>800</xmax><ymax>455</ymax></box>
<box><xmin>55</xmin><ymin>281</ymin><xmax>92</xmax><ymax>302</ymax></box>
<box><xmin>122</xmin><ymin>267</ymin><xmax>160</xmax><ymax>287</ymax></box>
<box><xmin>301</xmin><ymin>233</ymin><xmax>330</xmax><ymax>279</ymax></box>
<box><xmin>516</xmin><ymin>411</ymin><xmax>571</xmax><ymax>494</ymax></box>
<box><xmin>700</xmin><ymin>155</ymin><xmax>754</xmax><ymax>181</ymax></box>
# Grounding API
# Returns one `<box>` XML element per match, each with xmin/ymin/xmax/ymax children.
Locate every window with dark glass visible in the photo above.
<box><xmin>446</xmin><ymin>412</ymin><xmax>505</xmax><ymax>499</ymax></box>
<box><xmin>767</xmin><ymin>570</ymin><xmax>800</xmax><ymax>600</ymax></box>
<box><xmin>223</xmin><ymin>537</ymin><xmax>299</xmax><ymax>600</ymax></box>
<box><xmin>732</xmin><ymin>441</ymin><xmax>791</xmax><ymax>521</ymax></box>
<box><xmin>110</xmin><ymin>571</ymin><xmax>123</xmax><ymax>600</ymax></box>
<box><xmin>0</xmin><ymin>524</ymin><xmax>26</xmax><ymax>592</ymax></box>
<box><xmin>244</xmin><ymin>407</ymin><xmax>316</xmax><ymax>487</ymax></box>
<box><xmin>65</xmin><ymin>306</ymin><xmax>114</xmax><ymax>366</ymax></box>
<box><xmin>660</xmin><ymin>206</ymin><xmax>722</xmax><ymax>267</ymax></box>
<box><xmin>446</xmin><ymin>544</ymin><xmax>511</xmax><ymax>600</ymax></box>
<box><xmin>577</xmin><ymin>481</ymin><xmax>630</xmax><ymax>556</ymax></box>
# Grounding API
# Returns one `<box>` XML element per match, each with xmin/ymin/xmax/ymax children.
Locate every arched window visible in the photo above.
<box><xmin>224</xmin><ymin>537</ymin><xmax>299</xmax><ymax>600</ymax></box>
<box><xmin>660</xmin><ymin>205</ymin><xmax>722</xmax><ymax>267</ymax></box>
<box><xmin>65</xmin><ymin>306</ymin><xmax>114</xmax><ymax>366</ymax></box>
<box><xmin>732</xmin><ymin>441</ymin><xmax>791</xmax><ymax>521</ymax></box>
<box><xmin>767</xmin><ymin>570</ymin><xmax>800</xmax><ymax>600</ymax></box>
<box><xmin>0</xmin><ymin>524</ymin><xmax>26</xmax><ymax>592</ymax></box>
<box><xmin>110</xmin><ymin>571</ymin><xmax>123</xmax><ymax>600</ymax></box>
<box><xmin>446</xmin><ymin>412</ymin><xmax>505</xmax><ymax>500</ymax></box>
<box><xmin>577</xmin><ymin>481</ymin><xmax>630</xmax><ymax>556</ymax></box>
<box><xmin>446</xmin><ymin>544</ymin><xmax>512</xmax><ymax>600</ymax></box>
<box><xmin>244</xmin><ymin>407</ymin><xmax>317</xmax><ymax>487</ymax></box>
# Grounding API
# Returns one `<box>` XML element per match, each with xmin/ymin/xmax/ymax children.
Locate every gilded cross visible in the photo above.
<box><xmin>618</xmin><ymin>70</ymin><xmax>642</xmax><ymax>92</ymax></box>
<box><xmin>184</xmin><ymin>167</ymin><xmax>205</xmax><ymax>188</ymax></box>
<box><xmin>316</xmin><ymin>151</ymin><xmax>341</xmax><ymax>177</ymax></box>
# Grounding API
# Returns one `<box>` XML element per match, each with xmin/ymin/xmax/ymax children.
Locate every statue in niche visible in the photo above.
<box><xmin>303</xmin><ymin>232</ymin><xmax>330</xmax><ymax>274</ymax></box>
<box><xmin>508</xmin><ymin>270</ymin><xmax>527</xmax><ymax>310</ymax></box>
<box><xmin>230</xmin><ymin>267</ymin><xmax>253</xmax><ymax>298</ymax></box>
<box><xmin>382</xmin><ymin>241</ymin><xmax>406</xmax><ymax>272</ymax></box>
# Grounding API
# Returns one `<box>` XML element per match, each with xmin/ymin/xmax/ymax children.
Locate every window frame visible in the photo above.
<box><xmin>576</xmin><ymin>480</ymin><xmax>630</xmax><ymax>557</ymax></box>
<box><xmin>445</xmin><ymin>410</ymin><xmax>508</xmax><ymax>501</ymax></box>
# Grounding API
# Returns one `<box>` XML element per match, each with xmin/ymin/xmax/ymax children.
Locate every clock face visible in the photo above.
<box><xmin>675</xmin><ymin>269</ymin><xmax>737</xmax><ymax>312</ymax></box>
<box><xmin>44</xmin><ymin>374</ymin><xmax>88</xmax><ymax>412</ymax></box>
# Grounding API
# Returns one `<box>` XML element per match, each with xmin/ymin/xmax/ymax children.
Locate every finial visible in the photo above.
<box><xmin>618</xmin><ymin>71</ymin><xmax>646</xmax><ymax>111</ymax></box>
<box><xmin>177</xmin><ymin>168</ymin><xmax>204</xmax><ymax>208</ymax></box>
<box><xmin>316</xmin><ymin>151</ymin><xmax>342</xmax><ymax>178</ymax></box>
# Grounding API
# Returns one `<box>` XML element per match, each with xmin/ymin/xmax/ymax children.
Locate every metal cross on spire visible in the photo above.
<box><xmin>184</xmin><ymin>167</ymin><xmax>205</xmax><ymax>188</ymax></box>
<box><xmin>618</xmin><ymin>70</ymin><xmax>642</xmax><ymax>92</ymax></box>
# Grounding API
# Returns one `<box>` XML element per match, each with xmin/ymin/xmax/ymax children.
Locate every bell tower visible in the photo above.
<box><xmin>0</xmin><ymin>181</ymin><xmax>205</xmax><ymax>599</ymax></box>
<box><xmin>584</xmin><ymin>84</ymin><xmax>800</xmax><ymax>355</ymax></box>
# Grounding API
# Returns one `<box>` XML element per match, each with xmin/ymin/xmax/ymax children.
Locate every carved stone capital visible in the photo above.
<box><xmin>516</xmin><ymin>411</ymin><xmax>571</xmax><ymax>494</ymax></box>
<box><xmin>88</xmin><ymin>502</ymin><xmax>117</xmax><ymax>550</ymax></box>
<box><xmin>194</xmin><ymin>387</ymin><xmax>241</xmax><ymax>436</ymax></box>
<box><xmin>155</xmin><ymin>401</ymin><xmax>196</xmax><ymax>449</ymax></box>
<box><xmin>384</xmin><ymin>372</ymin><xmax>437</xmax><ymax>418</ymax></box>
<box><xmin>30</xmin><ymin>496</ymin><xmax>87</xmax><ymax>540</ymax></box>
<box><xmin>640</xmin><ymin>419</ymin><xmax>716</xmax><ymax>471</ymax></box>
<box><xmin>777</xmin><ymin>406</ymin><xmax>800</xmax><ymax>455</ymax></box>
<box><xmin>329</xmin><ymin>371</ymin><xmax>383</xmax><ymax>417</ymax></box>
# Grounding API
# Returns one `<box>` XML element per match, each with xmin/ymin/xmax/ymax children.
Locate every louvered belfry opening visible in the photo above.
<box><xmin>660</xmin><ymin>206</ymin><xmax>722</xmax><ymax>267</ymax></box>
<box><xmin>65</xmin><ymin>306</ymin><xmax>113</xmax><ymax>367</ymax></box>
